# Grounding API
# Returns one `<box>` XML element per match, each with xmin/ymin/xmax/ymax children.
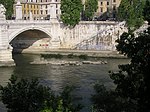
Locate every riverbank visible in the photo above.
<box><xmin>30</xmin><ymin>60</ymin><xmax>108</xmax><ymax>65</ymax></box>
<box><xmin>19</xmin><ymin>49</ymin><xmax>126</xmax><ymax>59</ymax></box>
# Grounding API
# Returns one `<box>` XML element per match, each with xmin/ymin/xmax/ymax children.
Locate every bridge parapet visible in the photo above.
<box><xmin>7</xmin><ymin>20</ymin><xmax>53</xmax><ymax>23</ymax></box>
<box><xmin>79</xmin><ymin>21</ymin><xmax>117</xmax><ymax>25</ymax></box>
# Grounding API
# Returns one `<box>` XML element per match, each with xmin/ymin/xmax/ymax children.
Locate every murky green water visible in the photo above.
<box><xmin>0</xmin><ymin>54</ymin><xmax>129</xmax><ymax>112</ymax></box>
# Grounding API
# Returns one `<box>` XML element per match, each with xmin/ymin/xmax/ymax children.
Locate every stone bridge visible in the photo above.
<box><xmin>0</xmin><ymin>12</ymin><xmax>126</xmax><ymax>66</ymax></box>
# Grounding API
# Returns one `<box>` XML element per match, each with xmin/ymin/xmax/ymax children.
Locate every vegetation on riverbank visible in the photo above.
<box><xmin>0</xmin><ymin>75</ymin><xmax>82</xmax><ymax>112</ymax></box>
<box><xmin>41</xmin><ymin>54</ymin><xmax>63</xmax><ymax>59</ymax></box>
<box><xmin>40</xmin><ymin>53</ymin><xmax>125</xmax><ymax>60</ymax></box>
<box><xmin>41</xmin><ymin>53</ymin><xmax>89</xmax><ymax>60</ymax></box>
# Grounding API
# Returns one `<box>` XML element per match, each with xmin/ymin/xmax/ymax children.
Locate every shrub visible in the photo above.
<box><xmin>41</xmin><ymin>54</ymin><xmax>63</xmax><ymax>59</ymax></box>
<box><xmin>0</xmin><ymin>75</ymin><xmax>82</xmax><ymax>112</ymax></box>
<box><xmin>67</xmin><ymin>54</ymin><xmax>74</xmax><ymax>58</ymax></box>
<box><xmin>78</xmin><ymin>54</ymin><xmax>88</xmax><ymax>60</ymax></box>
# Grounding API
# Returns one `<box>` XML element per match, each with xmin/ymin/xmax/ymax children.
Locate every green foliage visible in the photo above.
<box><xmin>117</xmin><ymin>0</ymin><xmax>145</xmax><ymax>30</ymax></box>
<box><xmin>143</xmin><ymin>0</ymin><xmax>150</xmax><ymax>24</ymax></box>
<box><xmin>67</xmin><ymin>54</ymin><xmax>74</xmax><ymax>58</ymax></box>
<box><xmin>113</xmin><ymin>27</ymin><xmax>150</xmax><ymax>111</ymax></box>
<box><xmin>0</xmin><ymin>0</ymin><xmax>15</xmax><ymax>19</ymax></box>
<box><xmin>60</xmin><ymin>0</ymin><xmax>83</xmax><ymax>27</ymax></box>
<box><xmin>91</xmin><ymin>83</ymin><xmax>136</xmax><ymax>112</ymax></box>
<box><xmin>0</xmin><ymin>75</ymin><xmax>54</xmax><ymax>112</ymax></box>
<box><xmin>114</xmin><ymin>28</ymin><xmax>150</xmax><ymax>112</ymax></box>
<box><xmin>78</xmin><ymin>54</ymin><xmax>88</xmax><ymax>60</ymax></box>
<box><xmin>40</xmin><ymin>86</ymin><xmax>83</xmax><ymax>112</ymax></box>
<box><xmin>41</xmin><ymin>54</ymin><xmax>63</xmax><ymax>59</ymax></box>
<box><xmin>82</xmin><ymin>0</ymin><xmax>98</xmax><ymax>20</ymax></box>
<box><xmin>92</xmin><ymin>27</ymin><xmax>150</xmax><ymax>111</ymax></box>
<box><xmin>0</xmin><ymin>75</ymin><xmax>82</xmax><ymax>112</ymax></box>
<box><xmin>60</xmin><ymin>86</ymin><xmax>83</xmax><ymax>112</ymax></box>
<box><xmin>41</xmin><ymin>53</ymin><xmax>89</xmax><ymax>60</ymax></box>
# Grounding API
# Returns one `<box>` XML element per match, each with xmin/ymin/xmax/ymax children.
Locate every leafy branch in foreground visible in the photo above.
<box><xmin>92</xmin><ymin>27</ymin><xmax>150</xmax><ymax>112</ymax></box>
<box><xmin>0</xmin><ymin>75</ymin><xmax>82</xmax><ymax>112</ymax></box>
<box><xmin>143</xmin><ymin>0</ymin><xmax>150</xmax><ymax>24</ymax></box>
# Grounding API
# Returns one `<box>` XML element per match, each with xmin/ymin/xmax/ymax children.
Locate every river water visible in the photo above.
<box><xmin>0</xmin><ymin>54</ymin><xmax>129</xmax><ymax>112</ymax></box>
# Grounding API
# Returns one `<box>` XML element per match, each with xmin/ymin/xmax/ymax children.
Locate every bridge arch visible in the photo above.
<box><xmin>9</xmin><ymin>26</ymin><xmax>52</xmax><ymax>42</ymax></box>
<box><xmin>9</xmin><ymin>26</ymin><xmax>53</xmax><ymax>53</ymax></box>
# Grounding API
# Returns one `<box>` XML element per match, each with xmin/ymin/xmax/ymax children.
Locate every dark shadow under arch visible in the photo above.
<box><xmin>10</xmin><ymin>29</ymin><xmax>51</xmax><ymax>53</ymax></box>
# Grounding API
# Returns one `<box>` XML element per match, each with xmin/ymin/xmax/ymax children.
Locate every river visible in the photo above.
<box><xmin>0</xmin><ymin>54</ymin><xmax>129</xmax><ymax>112</ymax></box>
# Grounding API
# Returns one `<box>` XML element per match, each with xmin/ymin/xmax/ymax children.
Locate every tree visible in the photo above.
<box><xmin>60</xmin><ymin>0</ymin><xmax>83</xmax><ymax>27</ymax></box>
<box><xmin>91</xmin><ymin>84</ymin><xmax>136</xmax><ymax>112</ymax></box>
<box><xmin>92</xmin><ymin>2</ymin><xmax>150</xmax><ymax>111</ymax></box>
<box><xmin>143</xmin><ymin>0</ymin><xmax>150</xmax><ymax>24</ymax></box>
<box><xmin>117</xmin><ymin>0</ymin><xmax>145</xmax><ymax>30</ymax></box>
<box><xmin>0</xmin><ymin>75</ymin><xmax>54</xmax><ymax>112</ymax></box>
<box><xmin>82</xmin><ymin>0</ymin><xmax>98</xmax><ymax>21</ymax></box>
<box><xmin>0</xmin><ymin>75</ymin><xmax>82</xmax><ymax>112</ymax></box>
<box><xmin>92</xmin><ymin>27</ymin><xmax>150</xmax><ymax>112</ymax></box>
<box><xmin>111</xmin><ymin>27</ymin><xmax>150</xmax><ymax>111</ymax></box>
<box><xmin>0</xmin><ymin>0</ymin><xmax>15</xmax><ymax>19</ymax></box>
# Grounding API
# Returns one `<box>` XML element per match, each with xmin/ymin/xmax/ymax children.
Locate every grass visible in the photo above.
<box><xmin>67</xmin><ymin>54</ymin><xmax>75</xmax><ymax>58</ymax></box>
<box><xmin>41</xmin><ymin>53</ymin><xmax>89</xmax><ymax>60</ymax></box>
<box><xmin>78</xmin><ymin>54</ymin><xmax>88</xmax><ymax>60</ymax></box>
<box><xmin>41</xmin><ymin>54</ymin><xmax>63</xmax><ymax>59</ymax></box>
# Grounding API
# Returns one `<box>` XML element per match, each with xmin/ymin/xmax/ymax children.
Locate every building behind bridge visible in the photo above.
<box><xmin>14</xmin><ymin>0</ymin><xmax>121</xmax><ymax>20</ymax></box>
<box><xmin>14</xmin><ymin>0</ymin><xmax>61</xmax><ymax>20</ymax></box>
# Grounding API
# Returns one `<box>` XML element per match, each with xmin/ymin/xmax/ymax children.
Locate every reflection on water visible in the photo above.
<box><xmin>0</xmin><ymin>67</ymin><xmax>14</xmax><ymax>86</ymax></box>
<box><xmin>0</xmin><ymin>54</ymin><xmax>129</xmax><ymax>112</ymax></box>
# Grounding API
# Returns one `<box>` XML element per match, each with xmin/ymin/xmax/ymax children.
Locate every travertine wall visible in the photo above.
<box><xmin>7</xmin><ymin>20</ymin><xmax>124</xmax><ymax>50</ymax></box>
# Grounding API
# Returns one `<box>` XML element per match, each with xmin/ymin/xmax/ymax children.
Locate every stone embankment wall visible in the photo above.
<box><xmin>47</xmin><ymin>21</ymin><xmax>127</xmax><ymax>50</ymax></box>
<box><xmin>7</xmin><ymin>20</ymin><xmax>127</xmax><ymax>51</ymax></box>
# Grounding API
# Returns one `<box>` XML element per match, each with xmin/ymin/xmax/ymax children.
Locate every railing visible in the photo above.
<box><xmin>7</xmin><ymin>20</ymin><xmax>53</xmax><ymax>24</ymax></box>
<box><xmin>7</xmin><ymin>20</ymin><xmax>121</xmax><ymax>24</ymax></box>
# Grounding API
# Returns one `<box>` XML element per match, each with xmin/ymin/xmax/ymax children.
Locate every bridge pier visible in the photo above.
<box><xmin>0</xmin><ymin>49</ymin><xmax>15</xmax><ymax>67</ymax></box>
<box><xmin>0</xmin><ymin>6</ymin><xmax>15</xmax><ymax>66</ymax></box>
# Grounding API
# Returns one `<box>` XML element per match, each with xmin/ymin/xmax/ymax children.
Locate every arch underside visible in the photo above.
<box><xmin>9</xmin><ymin>27</ymin><xmax>52</xmax><ymax>53</ymax></box>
